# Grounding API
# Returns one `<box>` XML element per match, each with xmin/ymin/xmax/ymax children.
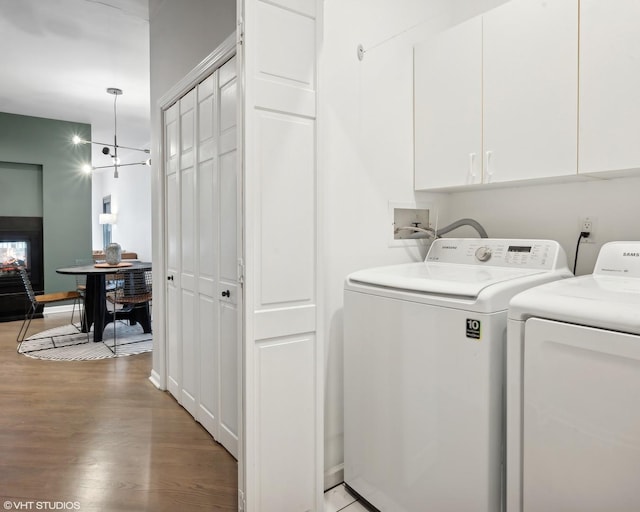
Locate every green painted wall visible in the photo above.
<box><xmin>0</xmin><ymin>112</ymin><xmax>92</xmax><ymax>293</ymax></box>
<box><xmin>0</xmin><ymin>162</ymin><xmax>43</xmax><ymax>216</ymax></box>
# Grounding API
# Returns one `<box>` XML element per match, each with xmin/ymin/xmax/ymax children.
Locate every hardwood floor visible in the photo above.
<box><xmin>0</xmin><ymin>314</ymin><xmax>238</xmax><ymax>512</ymax></box>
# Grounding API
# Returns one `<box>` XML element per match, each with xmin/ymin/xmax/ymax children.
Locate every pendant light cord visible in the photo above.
<box><xmin>113</xmin><ymin>92</ymin><xmax>119</xmax><ymax>177</ymax></box>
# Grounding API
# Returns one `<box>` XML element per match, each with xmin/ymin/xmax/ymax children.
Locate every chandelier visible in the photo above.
<box><xmin>73</xmin><ymin>87</ymin><xmax>150</xmax><ymax>178</ymax></box>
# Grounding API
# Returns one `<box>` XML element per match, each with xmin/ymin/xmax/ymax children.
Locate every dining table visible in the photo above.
<box><xmin>56</xmin><ymin>261</ymin><xmax>152</xmax><ymax>343</ymax></box>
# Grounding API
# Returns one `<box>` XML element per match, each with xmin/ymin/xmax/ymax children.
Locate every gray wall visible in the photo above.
<box><xmin>0</xmin><ymin>112</ymin><xmax>92</xmax><ymax>293</ymax></box>
<box><xmin>149</xmin><ymin>0</ymin><xmax>236</xmax><ymax>109</ymax></box>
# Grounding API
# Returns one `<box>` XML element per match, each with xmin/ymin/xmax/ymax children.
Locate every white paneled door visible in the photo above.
<box><xmin>196</xmin><ymin>72</ymin><xmax>219</xmax><ymax>439</ymax></box>
<box><xmin>179</xmin><ymin>87</ymin><xmax>198</xmax><ymax>418</ymax></box>
<box><xmin>164</xmin><ymin>56</ymin><xmax>240</xmax><ymax>459</ymax></box>
<box><xmin>215</xmin><ymin>57</ymin><xmax>239</xmax><ymax>456</ymax></box>
<box><xmin>164</xmin><ymin>102</ymin><xmax>180</xmax><ymax>400</ymax></box>
<box><xmin>241</xmin><ymin>0</ymin><xmax>322</xmax><ymax>510</ymax></box>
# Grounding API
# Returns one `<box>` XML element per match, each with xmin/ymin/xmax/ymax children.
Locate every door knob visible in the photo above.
<box><xmin>222</xmin><ymin>290</ymin><xmax>230</xmax><ymax>297</ymax></box>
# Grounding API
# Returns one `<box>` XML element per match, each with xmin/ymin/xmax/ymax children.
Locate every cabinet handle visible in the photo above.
<box><xmin>222</xmin><ymin>290</ymin><xmax>230</xmax><ymax>298</ymax></box>
<box><xmin>167</xmin><ymin>275</ymin><xmax>174</xmax><ymax>281</ymax></box>
<box><xmin>469</xmin><ymin>153</ymin><xmax>476</xmax><ymax>182</ymax></box>
<box><xmin>485</xmin><ymin>151</ymin><xmax>493</xmax><ymax>182</ymax></box>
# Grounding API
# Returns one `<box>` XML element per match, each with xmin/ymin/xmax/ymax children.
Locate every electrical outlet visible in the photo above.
<box><xmin>580</xmin><ymin>216</ymin><xmax>596</xmax><ymax>243</ymax></box>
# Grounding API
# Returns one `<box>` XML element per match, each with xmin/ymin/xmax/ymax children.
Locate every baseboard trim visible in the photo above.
<box><xmin>149</xmin><ymin>370</ymin><xmax>163</xmax><ymax>390</ymax></box>
<box><xmin>324</xmin><ymin>463</ymin><xmax>344</xmax><ymax>491</ymax></box>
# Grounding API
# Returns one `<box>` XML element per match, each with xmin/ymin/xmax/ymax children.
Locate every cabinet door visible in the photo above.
<box><xmin>579</xmin><ymin>0</ymin><xmax>640</xmax><ymax>174</ymax></box>
<box><xmin>483</xmin><ymin>0</ymin><xmax>578</xmax><ymax>183</ymax></box>
<box><xmin>414</xmin><ymin>16</ymin><xmax>482</xmax><ymax>189</ymax></box>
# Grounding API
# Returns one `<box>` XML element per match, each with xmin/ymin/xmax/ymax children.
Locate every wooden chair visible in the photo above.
<box><xmin>16</xmin><ymin>267</ymin><xmax>89</xmax><ymax>348</ymax></box>
<box><xmin>105</xmin><ymin>269</ymin><xmax>152</xmax><ymax>354</ymax></box>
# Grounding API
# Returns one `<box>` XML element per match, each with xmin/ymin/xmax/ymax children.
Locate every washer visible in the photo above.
<box><xmin>506</xmin><ymin>241</ymin><xmax>640</xmax><ymax>512</ymax></box>
<box><xmin>343</xmin><ymin>238</ymin><xmax>571</xmax><ymax>512</ymax></box>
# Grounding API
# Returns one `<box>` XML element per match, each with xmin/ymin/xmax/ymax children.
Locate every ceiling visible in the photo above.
<box><xmin>0</xmin><ymin>0</ymin><xmax>150</xmax><ymax>171</ymax></box>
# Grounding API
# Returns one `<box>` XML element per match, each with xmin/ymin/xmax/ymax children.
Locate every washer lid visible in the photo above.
<box><xmin>348</xmin><ymin>261</ymin><xmax>549</xmax><ymax>299</ymax></box>
<box><xmin>509</xmin><ymin>275</ymin><xmax>640</xmax><ymax>335</ymax></box>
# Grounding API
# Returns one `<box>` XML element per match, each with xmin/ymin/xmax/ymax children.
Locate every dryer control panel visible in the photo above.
<box><xmin>426</xmin><ymin>238</ymin><xmax>564</xmax><ymax>270</ymax></box>
<box><xmin>594</xmin><ymin>241</ymin><xmax>640</xmax><ymax>278</ymax></box>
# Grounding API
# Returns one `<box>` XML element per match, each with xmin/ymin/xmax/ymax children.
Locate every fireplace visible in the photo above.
<box><xmin>0</xmin><ymin>217</ymin><xmax>44</xmax><ymax>322</ymax></box>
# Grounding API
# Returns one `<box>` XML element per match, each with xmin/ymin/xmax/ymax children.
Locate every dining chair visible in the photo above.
<box><xmin>105</xmin><ymin>269</ymin><xmax>152</xmax><ymax>354</ymax></box>
<box><xmin>16</xmin><ymin>267</ymin><xmax>90</xmax><ymax>349</ymax></box>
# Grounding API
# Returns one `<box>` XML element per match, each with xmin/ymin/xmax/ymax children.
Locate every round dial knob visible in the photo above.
<box><xmin>475</xmin><ymin>246</ymin><xmax>492</xmax><ymax>262</ymax></box>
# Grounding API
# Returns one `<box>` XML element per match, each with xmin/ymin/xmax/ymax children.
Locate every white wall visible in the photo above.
<box><xmin>91</xmin><ymin>166</ymin><xmax>153</xmax><ymax>261</ymax></box>
<box><xmin>445</xmin><ymin>176</ymin><xmax>640</xmax><ymax>276</ymax></box>
<box><xmin>320</xmin><ymin>0</ymin><xmax>485</xmax><ymax>488</ymax></box>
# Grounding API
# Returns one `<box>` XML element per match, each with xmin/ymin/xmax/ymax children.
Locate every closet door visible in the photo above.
<box><xmin>164</xmin><ymin>102</ymin><xmax>181</xmax><ymax>399</ymax></box>
<box><xmin>179</xmin><ymin>88</ymin><xmax>199</xmax><ymax>417</ymax></box>
<box><xmin>216</xmin><ymin>56</ymin><xmax>239</xmax><ymax>459</ymax></box>
<box><xmin>196</xmin><ymin>73</ymin><xmax>221</xmax><ymax>438</ymax></box>
<box><xmin>164</xmin><ymin>60</ymin><xmax>240</xmax><ymax>459</ymax></box>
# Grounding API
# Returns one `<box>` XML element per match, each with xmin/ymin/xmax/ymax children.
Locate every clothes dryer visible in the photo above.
<box><xmin>506</xmin><ymin>241</ymin><xmax>640</xmax><ymax>512</ymax></box>
<box><xmin>344</xmin><ymin>238</ymin><xmax>571</xmax><ymax>512</ymax></box>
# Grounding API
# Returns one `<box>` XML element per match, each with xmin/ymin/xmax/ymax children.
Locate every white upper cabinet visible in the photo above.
<box><xmin>579</xmin><ymin>0</ymin><xmax>640</xmax><ymax>175</ymax></box>
<box><xmin>414</xmin><ymin>16</ymin><xmax>482</xmax><ymax>189</ymax></box>
<box><xmin>483</xmin><ymin>0</ymin><xmax>578</xmax><ymax>184</ymax></box>
<box><xmin>415</xmin><ymin>0</ymin><xmax>579</xmax><ymax>190</ymax></box>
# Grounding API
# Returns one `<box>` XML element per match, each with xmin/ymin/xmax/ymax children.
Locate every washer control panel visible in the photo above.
<box><xmin>426</xmin><ymin>238</ymin><xmax>562</xmax><ymax>269</ymax></box>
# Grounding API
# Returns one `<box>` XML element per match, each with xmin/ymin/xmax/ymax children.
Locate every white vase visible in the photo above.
<box><xmin>105</xmin><ymin>243</ymin><xmax>122</xmax><ymax>265</ymax></box>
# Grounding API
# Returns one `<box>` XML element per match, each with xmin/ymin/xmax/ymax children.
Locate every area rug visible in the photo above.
<box><xmin>18</xmin><ymin>323</ymin><xmax>153</xmax><ymax>361</ymax></box>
